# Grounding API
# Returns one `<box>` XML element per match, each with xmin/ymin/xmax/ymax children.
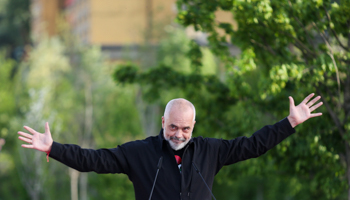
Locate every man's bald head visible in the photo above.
<box><xmin>162</xmin><ymin>98</ymin><xmax>196</xmax><ymax>150</ymax></box>
<box><xmin>163</xmin><ymin>98</ymin><xmax>196</xmax><ymax>121</ymax></box>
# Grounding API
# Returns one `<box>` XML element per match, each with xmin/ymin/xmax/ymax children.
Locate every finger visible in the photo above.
<box><xmin>23</xmin><ymin>126</ymin><xmax>38</xmax><ymax>134</ymax></box>
<box><xmin>18</xmin><ymin>131</ymin><xmax>33</xmax><ymax>139</ymax></box>
<box><xmin>306</xmin><ymin>96</ymin><xmax>321</xmax><ymax>107</ymax></box>
<box><xmin>18</xmin><ymin>136</ymin><xmax>32</xmax><ymax>144</ymax></box>
<box><xmin>309</xmin><ymin>113</ymin><xmax>323</xmax><ymax>118</ymax></box>
<box><xmin>289</xmin><ymin>96</ymin><xmax>295</xmax><ymax>108</ymax></box>
<box><xmin>301</xmin><ymin>93</ymin><xmax>315</xmax><ymax>105</ymax></box>
<box><xmin>21</xmin><ymin>144</ymin><xmax>34</xmax><ymax>149</ymax></box>
<box><xmin>45</xmin><ymin>122</ymin><xmax>50</xmax><ymax>134</ymax></box>
<box><xmin>310</xmin><ymin>102</ymin><xmax>323</xmax><ymax>112</ymax></box>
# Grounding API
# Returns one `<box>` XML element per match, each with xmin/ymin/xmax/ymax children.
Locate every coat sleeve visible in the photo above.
<box><xmin>218</xmin><ymin>118</ymin><xmax>295</xmax><ymax>166</ymax></box>
<box><xmin>49</xmin><ymin>142</ymin><xmax>130</xmax><ymax>174</ymax></box>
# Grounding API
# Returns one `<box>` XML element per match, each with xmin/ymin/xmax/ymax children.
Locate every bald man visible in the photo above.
<box><xmin>18</xmin><ymin>94</ymin><xmax>323</xmax><ymax>200</ymax></box>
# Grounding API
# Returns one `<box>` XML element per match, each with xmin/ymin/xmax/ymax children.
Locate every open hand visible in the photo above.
<box><xmin>287</xmin><ymin>93</ymin><xmax>323</xmax><ymax>128</ymax></box>
<box><xmin>18</xmin><ymin>122</ymin><xmax>53</xmax><ymax>153</ymax></box>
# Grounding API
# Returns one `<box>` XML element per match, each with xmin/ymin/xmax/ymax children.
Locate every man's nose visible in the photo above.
<box><xmin>175</xmin><ymin>130</ymin><xmax>183</xmax><ymax>138</ymax></box>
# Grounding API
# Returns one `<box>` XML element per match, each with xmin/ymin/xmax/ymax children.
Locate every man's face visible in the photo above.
<box><xmin>162</xmin><ymin>107</ymin><xmax>196</xmax><ymax>150</ymax></box>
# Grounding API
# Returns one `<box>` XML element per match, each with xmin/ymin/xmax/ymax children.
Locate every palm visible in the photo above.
<box><xmin>32</xmin><ymin>130</ymin><xmax>52</xmax><ymax>151</ymax></box>
<box><xmin>287</xmin><ymin>93</ymin><xmax>323</xmax><ymax>128</ymax></box>
<box><xmin>18</xmin><ymin>122</ymin><xmax>53</xmax><ymax>153</ymax></box>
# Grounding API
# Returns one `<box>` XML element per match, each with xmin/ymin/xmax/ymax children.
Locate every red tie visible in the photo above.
<box><xmin>174</xmin><ymin>155</ymin><xmax>182</xmax><ymax>165</ymax></box>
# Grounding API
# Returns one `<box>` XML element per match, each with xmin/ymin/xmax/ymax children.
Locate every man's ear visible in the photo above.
<box><xmin>162</xmin><ymin>116</ymin><xmax>165</xmax><ymax>128</ymax></box>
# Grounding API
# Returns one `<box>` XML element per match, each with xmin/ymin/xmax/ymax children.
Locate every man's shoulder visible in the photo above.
<box><xmin>192</xmin><ymin>136</ymin><xmax>223</xmax><ymax>145</ymax></box>
<box><xmin>121</xmin><ymin>135</ymin><xmax>160</xmax><ymax>149</ymax></box>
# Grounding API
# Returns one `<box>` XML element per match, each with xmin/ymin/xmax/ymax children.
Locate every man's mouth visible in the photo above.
<box><xmin>170</xmin><ymin>137</ymin><xmax>186</xmax><ymax>144</ymax></box>
<box><xmin>171</xmin><ymin>140</ymin><xmax>181</xmax><ymax>144</ymax></box>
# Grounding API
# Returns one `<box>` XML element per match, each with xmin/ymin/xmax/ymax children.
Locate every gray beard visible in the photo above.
<box><xmin>163</xmin><ymin>129</ymin><xmax>191</xmax><ymax>150</ymax></box>
<box><xmin>168</xmin><ymin>138</ymin><xmax>190</xmax><ymax>150</ymax></box>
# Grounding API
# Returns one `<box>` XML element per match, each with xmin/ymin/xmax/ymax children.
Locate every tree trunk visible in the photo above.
<box><xmin>69</xmin><ymin>168</ymin><xmax>79</xmax><ymax>200</ymax></box>
<box><xmin>19</xmin><ymin>89</ymin><xmax>48</xmax><ymax>200</ymax></box>
<box><xmin>80</xmin><ymin>173</ymin><xmax>88</xmax><ymax>200</ymax></box>
<box><xmin>256</xmin><ymin>184</ymin><xmax>264</xmax><ymax>200</ymax></box>
<box><xmin>346</xmin><ymin>142</ymin><xmax>350</xmax><ymax>200</ymax></box>
<box><xmin>344</xmin><ymin>71</ymin><xmax>350</xmax><ymax>200</ymax></box>
<box><xmin>79</xmin><ymin>80</ymin><xmax>93</xmax><ymax>200</ymax></box>
<box><xmin>145</xmin><ymin>0</ymin><xmax>153</xmax><ymax>42</ymax></box>
<box><xmin>136</xmin><ymin>91</ymin><xmax>160</xmax><ymax>136</ymax></box>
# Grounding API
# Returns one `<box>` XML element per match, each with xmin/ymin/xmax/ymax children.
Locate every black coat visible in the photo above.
<box><xmin>49</xmin><ymin>118</ymin><xmax>295</xmax><ymax>200</ymax></box>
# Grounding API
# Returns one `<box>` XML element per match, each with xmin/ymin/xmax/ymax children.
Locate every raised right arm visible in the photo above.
<box><xmin>18</xmin><ymin>122</ymin><xmax>129</xmax><ymax>174</ymax></box>
<box><xmin>49</xmin><ymin>142</ymin><xmax>129</xmax><ymax>174</ymax></box>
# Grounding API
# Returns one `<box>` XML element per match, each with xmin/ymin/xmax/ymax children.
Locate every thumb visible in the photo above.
<box><xmin>45</xmin><ymin>122</ymin><xmax>50</xmax><ymax>134</ymax></box>
<box><xmin>289</xmin><ymin>96</ymin><xmax>295</xmax><ymax>108</ymax></box>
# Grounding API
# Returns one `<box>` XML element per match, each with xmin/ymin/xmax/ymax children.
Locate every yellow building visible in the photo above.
<box><xmin>30</xmin><ymin>0</ymin><xmax>238</xmax><ymax>59</ymax></box>
<box><xmin>31</xmin><ymin>0</ymin><xmax>176</xmax><ymax>45</ymax></box>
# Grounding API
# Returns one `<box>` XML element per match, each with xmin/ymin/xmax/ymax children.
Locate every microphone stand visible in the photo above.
<box><xmin>192</xmin><ymin>162</ymin><xmax>217</xmax><ymax>200</ymax></box>
<box><xmin>148</xmin><ymin>157</ymin><xmax>163</xmax><ymax>200</ymax></box>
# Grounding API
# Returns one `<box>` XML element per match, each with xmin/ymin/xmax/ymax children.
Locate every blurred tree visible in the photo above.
<box><xmin>0</xmin><ymin>54</ymin><xmax>30</xmax><ymax>200</ymax></box>
<box><xmin>0</xmin><ymin>138</ymin><xmax>5</xmax><ymax>150</ymax></box>
<box><xmin>175</xmin><ymin>0</ymin><xmax>349</xmax><ymax>198</ymax></box>
<box><xmin>10</xmin><ymin>33</ymin><xmax>142</xmax><ymax>199</ymax></box>
<box><xmin>114</xmin><ymin>0</ymin><xmax>349</xmax><ymax>199</ymax></box>
<box><xmin>0</xmin><ymin>0</ymin><xmax>30</xmax><ymax>81</ymax></box>
<box><xmin>0</xmin><ymin>0</ymin><xmax>30</xmax><ymax>53</ymax></box>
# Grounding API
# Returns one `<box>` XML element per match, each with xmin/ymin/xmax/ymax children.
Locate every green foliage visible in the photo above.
<box><xmin>0</xmin><ymin>32</ymin><xmax>145</xmax><ymax>199</ymax></box>
<box><xmin>0</xmin><ymin>0</ymin><xmax>347</xmax><ymax>198</ymax></box>
<box><xmin>0</xmin><ymin>54</ymin><xmax>16</xmax><ymax>121</ymax></box>
<box><xmin>0</xmin><ymin>54</ymin><xmax>30</xmax><ymax>200</ymax></box>
<box><xmin>0</xmin><ymin>0</ymin><xmax>30</xmax><ymax>61</ymax></box>
<box><xmin>114</xmin><ymin>0</ymin><xmax>350</xmax><ymax>198</ymax></box>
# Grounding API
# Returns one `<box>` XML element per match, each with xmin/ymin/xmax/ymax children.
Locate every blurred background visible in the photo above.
<box><xmin>0</xmin><ymin>0</ymin><xmax>348</xmax><ymax>199</ymax></box>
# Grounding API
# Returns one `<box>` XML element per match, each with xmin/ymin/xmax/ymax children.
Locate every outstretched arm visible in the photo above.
<box><xmin>17</xmin><ymin>122</ymin><xmax>130</xmax><ymax>173</ymax></box>
<box><xmin>287</xmin><ymin>93</ymin><xmax>323</xmax><ymax>128</ymax></box>
<box><xmin>219</xmin><ymin>93</ymin><xmax>323</xmax><ymax>166</ymax></box>
<box><xmin>18</xmin><ymin>122</ymin><xmax>53</xmax><ymax>154</ymax></box>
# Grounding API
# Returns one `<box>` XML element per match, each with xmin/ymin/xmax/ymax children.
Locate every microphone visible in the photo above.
<box><xmin>148</xmin><ymin>156</ymin><xmax>163</xmax><ymax>200</ymax></box>
<box><xmin>192</xmin><ymin>162</ymin><xmax>217</xmax><ymax>200</ymax></box>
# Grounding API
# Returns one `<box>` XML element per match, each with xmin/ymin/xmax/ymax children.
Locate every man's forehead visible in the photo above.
<box><xmin>168</xmin><ymin>106</ymin><xmax>194</xmax><ymax>118</ymax></box>
<box><xmin>163</xmin><ymin>98</ymin><xmax>196</xmax><ymax>122</ymax></box>
<box><xmin>170</xmin><ymin>104</ymin><xmax>193</xmax><ymax>111</ymax></box>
